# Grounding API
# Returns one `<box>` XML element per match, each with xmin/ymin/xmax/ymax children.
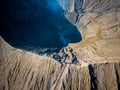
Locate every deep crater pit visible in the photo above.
<box><xmin>0</xmin><ymin>0</ymin><xmax>81</xmax><ymax>55</ymax></box>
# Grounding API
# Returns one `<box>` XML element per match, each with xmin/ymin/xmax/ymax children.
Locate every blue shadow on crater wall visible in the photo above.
<box><xmin>0</xmin><ymin>0</ymin><xmax>81</xmax><ymax>53</ymax></box>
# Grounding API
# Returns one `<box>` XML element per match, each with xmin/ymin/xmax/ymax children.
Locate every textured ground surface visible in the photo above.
<box><xmin>0</xmin><ymin>0</ymin><xmax>120</xmax><ymax>90</ymax></box>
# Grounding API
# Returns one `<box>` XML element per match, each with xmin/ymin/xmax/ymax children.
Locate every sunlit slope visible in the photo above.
<box><xmin>58</xmin><ymin>0</ymin><xmax>120</xmax><ymax>64</ymax></box>
<box><xmin>0</xmin><ymin>36</ymin><xmax>120</xmax><ymax>90</ymax></box>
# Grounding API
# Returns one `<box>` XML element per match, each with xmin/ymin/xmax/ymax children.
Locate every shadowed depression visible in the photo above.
<box><xmin>0</xmin><ymin>0</ymin><xmax>81</xmax><ymax>53</ymax></box>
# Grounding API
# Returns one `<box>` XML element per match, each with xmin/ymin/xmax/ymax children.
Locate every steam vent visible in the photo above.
<box><xmin>0</xmin><ymin>0</ymin><xmax>120</xmax><ymax>90</ymax></box>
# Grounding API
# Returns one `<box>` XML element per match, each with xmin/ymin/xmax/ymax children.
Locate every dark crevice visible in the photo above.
<box><xmin>88</xmin><ymin>64</ymin><xmax>98</xmax><ymax>90</ymax></box>
<box><xmin>115</xmin><ymin>65</ymin><xmax>120</xmax><ymax>89</ymax></box>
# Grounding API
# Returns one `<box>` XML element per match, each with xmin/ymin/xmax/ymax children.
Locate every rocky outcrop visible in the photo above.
<box><xmin>0</xmin><ymin>0</ymin><xmax>120</xmax><ymax>90</ymax></box>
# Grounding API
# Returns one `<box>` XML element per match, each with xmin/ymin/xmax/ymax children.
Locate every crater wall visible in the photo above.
<box><xmin>0</xmin><ymin>0</ymin><xmax>120</xmax><ymax>90</ymax></box>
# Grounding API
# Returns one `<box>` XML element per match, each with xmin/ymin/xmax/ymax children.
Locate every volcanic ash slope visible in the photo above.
<box><xmin>0</xmin><ymin>0</ymin><xmax>120</xmax><ymax>90</ymax></box>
